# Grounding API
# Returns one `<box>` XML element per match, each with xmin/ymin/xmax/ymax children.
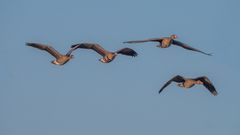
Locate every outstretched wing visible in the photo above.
<box><xmin>26</xmin><ymin>43</ymin><xmax>62</xmax><ymax>59</ymax></box>
<box><xmin>172</xmin><ymin>40</ymin><xmax>212</xmax><ymax>56</ymax></box>
<box><xmin>115</xmin><ymin>48</ymin><xmax>138</xmax><ymax>57</ymax></box>
<box><xmin>123</xmin><ymin>38</ymin><xmax>163</xmax><ymax>44</ymax></box>
<box><xmin>195</xmin><ymin>76</ymin><xmax>218</xmax><ymax>96</ymax></box>
<box><xmin>71</xmin><ymin>43</ymin><xmax>108</xmax><ymax>56</ymax></box>
<box><xmin>159</xmin><ymin>75</ymin><xmax>185</xmax><ymax>94</ymax></box>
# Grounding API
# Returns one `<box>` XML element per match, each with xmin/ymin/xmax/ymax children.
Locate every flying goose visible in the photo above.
<box><xmin>26</xmin><ymin>43</ymin><xmax>79</xmax><ymax>65</ymax></box>
<box><xmin>124</xmin><ymin>34</ymin><xmax>212</xmax><ymax>56</ymax></box>
<box><xmin>71</xmin><ymin>43</ymin><xmax>138</xmax><ymax>63</ymax></box>
<box><xmin>159</xmin><ymin>75</ymin><xmax>218</xmax><ymax>96</ymax></box>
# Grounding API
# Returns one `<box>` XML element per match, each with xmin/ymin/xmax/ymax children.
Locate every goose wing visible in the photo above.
<box><xmin>66</xmin><ymin>44</ymin><xmax>81</xmax><ymax>56</ymax></box>
<box><xmin>115</xmin><ymin>48</ymin><xmax>138</xmax><ymax>57</ymax></box>
<box><xmin>159</xmin><ymin>75</ymin><xmax>185</xmax><ymax>94</ymax></box>
<box><xmin>172</xmin><ymin>40</ymin><xmax>212</xmax><ymax>56</ymax></box>
<box><xmin>194</xmin><ymin>76</ymin><xmax>218</xmax><ymax>96</ymax></box>
<box><xmin>123</xmin><ymin>38</ymin><xmax>163</xmax><ymax>44</ymax></box>
<box><xmin>26</xmin><ymin>43</ymin><xmax>62</xmax><ymax>59</ymax></box>
<box><xmin>71</xmin><ymin>43</ymin><xmax>108</xmax><ymax>56</ymax></box>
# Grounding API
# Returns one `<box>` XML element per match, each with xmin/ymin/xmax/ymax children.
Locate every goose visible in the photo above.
<box><xmin>124</xmin><ymin>34</ymin><xmax>211</xmax><ymax>56</ymax></box>
<box><xmin>71</xmin><ymin>43</ymin><xmax>138</xmax><ymax>63</ymax></box>
<box><xmin>159</xmin><ymin>75</ymin><xmax>218</xmax><ymax>96</ymax></box>
<box><xmin>26</xmin><ymin>42</ymin><xmax>79</xmax><ymax>65</ymax></box>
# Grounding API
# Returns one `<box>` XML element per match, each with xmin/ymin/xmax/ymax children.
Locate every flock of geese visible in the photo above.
<box><xmin>26</xmin><ymin>34</ymin><xmax>218</xmax><ymax>96</ymax></box>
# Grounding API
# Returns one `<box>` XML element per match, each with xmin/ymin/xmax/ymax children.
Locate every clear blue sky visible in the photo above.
<box><xmin>1</xmin><ymin>0</ymin><xmax>239</xmax><ymax>135</ymax></box>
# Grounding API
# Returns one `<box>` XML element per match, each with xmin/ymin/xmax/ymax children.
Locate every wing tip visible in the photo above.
<box><xmin>117</xmin><ymin>48</ymin><xmax>138</xmax><ymax>57</ymax></box>
<box><xmin>71</xmin><ymin>43</ymin><xmax>83</xmax><ymax>48</ymax></box>
<box><xmin>123</xmin><ymin>41</ymin><xmax>140</xmax><ymax>44</ymax></box>
<box><xmin>26</xmin><ymin>42</ymin><xmax>37</xmax><ymax>47</ymax></box>
<box><xmin>71</xmin><ymin>44</ymin><xmax>78</xmax><ymax>48</ymax></box>
<box><xmin>123</xmin><ymin>41</ymin><xmax>134</xmax><ymax>44</ymax></box>
<box><xmin>205</xmin><ymin>52</ymin><xmax>213</xmax><ymax>56</ymax></box>
<box><xmin>132</xmin><ymin>51</ymin><xmax>138</xmax><ymax>57</ymax></box>
<box><xmin>212</xmin><ymin>91</ymin><xmax>218</xmax><ymax>96</ymax></box>
<box><xmin>26</xmin><ymin>42</ymin><xmax>33</xmax><ymax>46</ymax></box>
<box><xmin>158</xmin><ymin>90</ymin><xmax>162</xmax><ymax>94</ymax></box>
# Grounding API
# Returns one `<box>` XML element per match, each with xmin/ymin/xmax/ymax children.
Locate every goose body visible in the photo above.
<box><xmin>26</xmin><ymin>43</ymin><xmax>78</xmax><ymax>65</ymax></box>
<box><xmin>51</xmin><ymin>55</ymin><xmax>72</xmax><ymax>65</ymax></box>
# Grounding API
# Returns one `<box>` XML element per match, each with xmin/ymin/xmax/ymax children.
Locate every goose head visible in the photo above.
<box><xmin>170</xmin><ymin>34</ymin><xmax>177</xmax><ymax>39</ymax></box>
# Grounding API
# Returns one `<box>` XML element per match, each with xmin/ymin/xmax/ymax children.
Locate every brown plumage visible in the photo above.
<box><xmin>26</xmin><ymin>43</ymin><xmax>78</xmax><ymax>65</ymax></box>
<box><xmin>71</xmin><ymin>43</ymin><xmax>138</xmax><ymax>63</ymax></box>
<box><xmin>124</xmin><ymin>34</ymin><xmax>212</xmax><ymax>56</ymax></box>
<box><xmin>159</xmin><ymin>75</ymin><xmax>218</xmax><ymax>96</ymax></box>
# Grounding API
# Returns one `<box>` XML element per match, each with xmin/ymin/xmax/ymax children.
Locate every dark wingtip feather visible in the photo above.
<box><xmin>158</xmin><ymin>89</ymin><xmax>162</xmax><ymax>94</ymax></box>
<box><xmin>131</xmin><ymin>50</ymin><xmax>138</xmax><ymax>57</ymax></box>
<box><xmin>123</xmin><ymin>41</ymin><xmax>135</xmax><ymax>44</ymax></box>
<box><xmin>117</xmin><ymin>48</ymin><xmax>138</xmax><ymax>57</ymax></box>
<box><xmin>71</xmin><ymin>44</ymin><xmax>79</xmax><ymax>48</ymax></box>
<box><xmin>123</xmin><ymin>41</ymin><xmax>137</xmax><ymax>44</ymax></box>
<box><xmin>212</xmin><ymin>91</ymin><xmax>218</xmax><ymax>96</ymax></box>
<box><xmin>26</xmin><ymin>43</ymin><xmax>43</xmax><ymax>49</ymax></box>
<box><xmin>26</xmin><ymin>42</ymin><xmax>35</xmax><ymax>46</ymax></box>
<box><xmin>209</xmin><ymin>52</ymin><xmax>213</xmax><ymax>55</ymax></box>
<box><xmin>204</xmin><ymin>52</ymin><xmax>213</xmax><ymax>56</ymax></box>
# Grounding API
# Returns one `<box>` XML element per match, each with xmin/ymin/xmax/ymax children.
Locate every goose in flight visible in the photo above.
<box><xmin>159</xmin><ymin>75</ymin><xmax>218</xmax><ymax>96</ymax></box>
<box><xmin>26</xmin><ymin>43</ymin><xmax>79</xmax><ymax>65</ymax></box>
<box><xmin>124</xmin><ymin>34</ymin><xmax>211</xmax><ymax>56</ymax></box>
<box><xmin>71</xmin><ymin>43</ymin><xmax>138</xmax><ymax>63</ymax></box>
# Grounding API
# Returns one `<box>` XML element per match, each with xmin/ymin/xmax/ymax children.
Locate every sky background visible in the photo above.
<box><xmin>1</xmin><ymin>0</ymin><xmax>240</xmax><ymax>135</ymax></box>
